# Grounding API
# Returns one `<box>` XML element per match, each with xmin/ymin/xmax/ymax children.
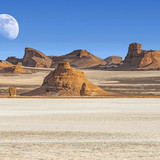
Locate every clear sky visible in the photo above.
<box><xmin>1</xmin><ymin>0</ymin><xmax>160</xmax><ymax>60</ymax></box>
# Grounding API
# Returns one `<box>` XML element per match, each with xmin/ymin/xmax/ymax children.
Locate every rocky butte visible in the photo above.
<box><xmin>22</xmin><ymin>62</ymin><xmax>114</xmax><ymax>96</ymax></box>
<box><xmin>50</xmin><ymin>49</ymin><xmax>106</xmax><ymax>68</ymax></box>
<box><xmin>121</xmin><ymin>43</ymin><xmax>160</xmax><ymax>70</ymax></box>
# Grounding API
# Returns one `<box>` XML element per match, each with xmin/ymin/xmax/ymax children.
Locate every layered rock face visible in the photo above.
<box><xmin>50</xmin><ymin>50</ymin><xmax>106</xmax><ymax>68</ymax></box>
<box><xmin>122</xmin><ymin>43</ymin><xmax>160</xmax><ymax>70</ymax></box>
<box><xmin>6</xmin><ymin>56</ymin><xmax>22</xmax><ymax>65</ymax></box>
<box><xmin>22</xmin><ymin>62</ymin><xmax>114</xmax><ymax>96</ymax></box>
<box><xmin>23</xmin><ymin>48</ymin><xmax>52</xmax><ymax>68</ymax></box>
<box><xmin>104</xmin><ymin>56</ymin><xmax>122</xmax><ymax>64</ymax></box>
<box><xmin>0</xmin><ymin>60</ymin><xmax>13</xmax><ymax>69</ymax></box>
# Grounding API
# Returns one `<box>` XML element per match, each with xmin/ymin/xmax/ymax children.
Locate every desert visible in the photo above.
<box><xmin>1</xmin><ymin>98</ymin><xmax>160</xmax><ymax>160</ymax></box>
<box><xmin>0</xmin><ymin>65</ymin><xmax>160</xmax><ymax>159</ymax></box>
<box><xmin>1</xmin><ymin>65</ymin><xmax>160</xmax><ymax>97</ymax></box>
<box><xmin>1</xmin><ymin>1</ymin><xmax>160</xmax><ymax>159</ymax></box>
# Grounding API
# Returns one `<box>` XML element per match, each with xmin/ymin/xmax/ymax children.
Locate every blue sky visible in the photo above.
<box><xmin>1</xmin><ymin>0</ymin><xmax>160</xmax><ymax>60</ymax></box>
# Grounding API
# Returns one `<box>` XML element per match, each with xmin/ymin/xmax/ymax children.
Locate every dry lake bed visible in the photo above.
<box><xmin>0</xmin><ymin>98</ymin><xmax>160</xmax><ymax>160</ymax></box>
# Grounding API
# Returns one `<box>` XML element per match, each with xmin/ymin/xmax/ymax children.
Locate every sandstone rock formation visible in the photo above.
<box><xmin>50</xmin><ymin>50</ymin><xmax>106</xmax><ymax>68</ymax></box>
<box><xmin>0</xmin><ymin>63</ymin><xmax>28</xmax><ymax>74</ymax></box>
<box><xmin>0</xmin><ymin>60</ymin><xmax>13</xmax><ymax>69</ymax></box>
<box><xmin>119</xmin><ymin>43</ymin><xmax>160</xmax><ymax>70</ymax></box>
<box><xmin>13</xmin><ymin>63</ymin><xmax>28</xmax><ymax>73</ymax></box>
<box><xmin>6</xmin><ymin>56</ymin><xmax>22</xmax><ymax>65</ymax></box>
<box><xmin>23</xmin><ymin>48</ymin><xmax>52</xmax><ymax>68</ymax></box>
<box><xmin>22</xmin><ymin>62</ymin><xmax>114</xmax><ymax>96</ymax></box>
<box><xmin>104</xmin><ymin>56</ymin><xmax>122</xmax><ymax>64</ymax></box>
<box><xmin>9</xmin><ymin>87</ymin><xmax>16</xmax><ymax>96</ymax></box>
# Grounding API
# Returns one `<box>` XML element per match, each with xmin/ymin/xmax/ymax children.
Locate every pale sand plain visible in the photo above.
<box><xmin>0</xmin><ymin>98</ymin><xmax>160</xmax><ymax>160</ymax></box>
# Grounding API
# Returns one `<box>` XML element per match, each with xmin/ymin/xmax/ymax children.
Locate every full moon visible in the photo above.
<box><xmin>0</xmin><ymin>14</ymin><xmax>19</xmax><ymax>40</ymax></box>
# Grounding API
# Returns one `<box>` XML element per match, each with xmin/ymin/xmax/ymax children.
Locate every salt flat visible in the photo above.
<box><xmin>0</xmin><ymin>98</ymin><xmax>160</xmax><ymax>159</ymax></box>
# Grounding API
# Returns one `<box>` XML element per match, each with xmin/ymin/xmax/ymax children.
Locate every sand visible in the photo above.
<box><xmin>0</xmin><ymin>98</ymin><xmax>160</xmax><ymax>159</ymax></box>
<box><xmin>1</xmin><ymin>68</ymin><xmax>160</xmax><ymax>96</ymax></box>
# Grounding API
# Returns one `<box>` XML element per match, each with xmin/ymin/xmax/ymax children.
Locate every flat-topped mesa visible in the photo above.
<box><xmin>22</xmin><ymin>48</ymin><xmax>52</xmax><ymax>68</ymax></box>
<box><xmin>22</xmin><ymin>62</ymin><xmax>114</xmax><ymax>96</ymax></box>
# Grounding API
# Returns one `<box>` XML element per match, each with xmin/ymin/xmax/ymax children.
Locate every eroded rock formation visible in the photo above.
<box><xmin>13</xmin><ymin>63</ymin><xmax>28</xmax><ymax>73</ymax></box>
<box><xmin>6</xmin><ymin>56</ymin><xmax>22</xmax><ymax>65</ymax></box>
<box><xmin>0</xmin><ymin>60</ymin><xmax>13</xmax><ymax>69</ymax></box>
<box><xmin>104</xmin><ymin>56</ymin><xmax>122</xmax><ymax>64</ymax></box>
<box><xmin>23</xmin><ymin>48</ymin><xmax>52</xmax><ymax>68</ymax></box>
<box><xmin>22</xmin><ymin>62</ymin><xmax>114</xmax><ymax>96</ymax></box>
<box><xmin>50</xmin><ymin>50</ymin><xmax>106</xmax><ymax>68</ymax></box>
<box><xmin>121</xmin><ymin>43</ymin><xmax>160</xmax><ymax>70</ymax></box>
<box><xmin>9</xmin><ymin>87</ymin><xmax>16</xmax><ymax>96</ymax></box>
<box><xmin>0</xmin><ymin>63</ymin><xmax>28</xmax><ymax>74</ymax></box>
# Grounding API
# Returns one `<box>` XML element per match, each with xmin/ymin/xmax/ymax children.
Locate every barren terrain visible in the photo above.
<box><xmin>1</xmin><ymin>68</ymin><xmax>160</xmax><ymax>159</ymax></box>
<box><xmin>0</xmin><ymin>67</ymin><xmax>160</xmax><ymax>96</ymax></box>
<box><xmin>0</xmin><ymin>98</ymin><xmax>160</xmax><ymax>159</ymax></box>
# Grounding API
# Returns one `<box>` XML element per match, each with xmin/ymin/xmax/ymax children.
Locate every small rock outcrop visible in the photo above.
<box><xmin>120</xmin><ymin>43</ymin><xmax>160</xmax><ymax>70</ymax></box>
<box><xmin>23</xmin><ymin>48</ymin><xmax>52</xmax><ymax>68</ymax></box>
<box><xmin>50</xmin><ymin>50</ymin><xmax>106</xmax><ymax>68</ymax></box>
<box><xmin>13</xmin><ymin>63</ymin><xmax>28</xmax><ymax>73</ymax></box>
<box><xmin>6</xmin><ymin>56</ymin><xmax>22</xmax><ymax>65</ymax></box>
<box><xmin>0</xmin><ymin>60</ymin><xmax>13</xmax><ymax>69</ymax></box>
<box><xmin>0</xmin><ymin>63</ymin><xmax>28</xmax><ymax>74</ymax></box>
<box><xmin>22</xmin><ymin>62</ymin><xmax>114</xmax><ymax>96</ymax></box>
<box><xmin>9</xmin><ymin>87</ymin><xmax>16</xmax><ymax>96</ymax></box>
<box><xmin>104</xmin><ymin>56</ymin><xmax>122</xmax><ymax>64</ymax></box>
